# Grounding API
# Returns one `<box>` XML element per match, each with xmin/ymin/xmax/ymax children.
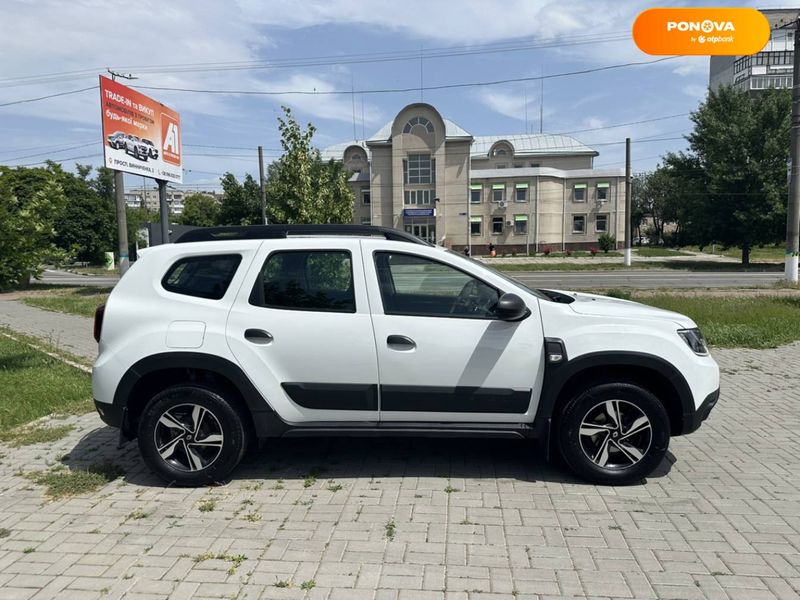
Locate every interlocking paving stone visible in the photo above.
<box><xmin>0</xmin><ymin>342</ymin><xmax>799</xmax><ymax>598</ymax></box>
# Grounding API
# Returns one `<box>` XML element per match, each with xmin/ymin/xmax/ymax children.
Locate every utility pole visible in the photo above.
<box><xmin>624</xmin><ymin>137</ymin><xmax>632</xmax><ymax>266</ymax></box>
<box><xmin>786</xmin><ymin>19</ymin><xmax>800</xmax><ymax>282</ymax></box>
<box><xmin>258</xmin><ymin>146</ymin><xmax>267</xmax><ymax>225</ymax></box>
<box><xmin>107</xmin><ymin>69</ymin><xmax>137</xmax><ymax>273</ymax></box>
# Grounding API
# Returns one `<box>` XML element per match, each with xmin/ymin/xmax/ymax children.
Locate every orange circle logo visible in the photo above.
<box><xmin>633</xmin><ymin>7</ymin><xmax>771</xmax><ymax>55</ymax></box>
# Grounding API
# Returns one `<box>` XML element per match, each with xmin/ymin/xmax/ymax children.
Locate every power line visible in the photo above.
<box><xmin>557</xmin><ymin>113</ymin><xmax>689</xmax><ymax>135</ymax></box>
<box><xmin>133</xmin><ymin>57</ymin><xmax>679</xmax><ymax>97</ymax></box>
<box><xmin>3</xmin><ymin>141</ymin><xmax>99</xmax><ymax>162</ymax></box>
<box><xmin>0</xmin><ymin>85</ymin><xmax>97</xmax><ymax>107</ymax></box>
<box><xmin>0</xmin><ymin>137</ymin><xmax>97</xmax><ymax>156</ymax></box>
<box><xmin>0</xmin><ymin>31</ymin><xmax>630</xmax><ymax>88</ymax></box>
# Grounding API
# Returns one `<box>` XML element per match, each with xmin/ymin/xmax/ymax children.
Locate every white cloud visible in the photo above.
<box><xmin>683</xmin><ymin>85</ymin><xmax>708</xmax><ymax>100</ymax></box>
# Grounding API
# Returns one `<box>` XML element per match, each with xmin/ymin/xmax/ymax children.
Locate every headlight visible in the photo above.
<box><xmin>678</xmin><ymin>328</ymin><xmax>708</xmax><ymax>356</ymax></box>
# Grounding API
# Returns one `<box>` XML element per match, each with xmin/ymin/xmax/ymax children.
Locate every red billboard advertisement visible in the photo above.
<box><xmin>99</xmin><ymin>75</ymin><xmax>182</xmax><ymax>183</ymax></box>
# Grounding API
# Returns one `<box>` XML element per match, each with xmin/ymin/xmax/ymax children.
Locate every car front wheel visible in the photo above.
<box><xmin>137</xmin><ymin>385</ymin><xmax>248</xmax><ymax>486</ymax></box>
<box><xmin>557</xmin><ymin>382</ymin><xmax>670</xmax><ymax>485</ymax></box>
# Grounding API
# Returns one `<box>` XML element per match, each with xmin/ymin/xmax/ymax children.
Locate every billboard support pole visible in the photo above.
<box><xmin>786</xmin><ymin>19</ymin><xmax>800</xmax><ymax>282</ymax></box>
<box><xmin>114</xmin><ymin>170</ymin><xmax>129</xmax><ymax>275</ymax></box>
<box><xmin>258</xmin><ymin>145</ymin><xmax>268</xmax><ymax>224</ymax></box>
<box><xmin>623</xmin><ymin>137</ymin><xmax>632</xmax><ymax>267</ymax></box>
<box><xmin>158</xmin><ymin>180</ymin><xmax>169</xmax><ymax>245</ymax></box>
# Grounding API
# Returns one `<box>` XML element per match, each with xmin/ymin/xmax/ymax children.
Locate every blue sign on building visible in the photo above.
<box><xmin>403</xmin><ymin>208</ymin><xmax>435</xmax><ymax>218</ymax></box>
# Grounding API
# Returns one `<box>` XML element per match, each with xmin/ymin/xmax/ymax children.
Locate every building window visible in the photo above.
<box><xmin>513</xmin><ymin>163</ymin><xmax>523</xmax><ymax>168</ymax></box>
<box><xmin>404</xmin><ymin>189</ymin><xmax>434</xmax><ymax>205</ymax></box>
<box><xmin>496</xmin><ymin>163</ymin><xmax>507</xmax><ymax>169</ymax></box>
<box><xmin>492</xmin><ymin>184</ymin><xmax>505</xmax><ymax>203</ymax></box>
<box><xmin>596</xmin><ymin>214</ymin><xmax>608</xmax><ymax>233</ymax></box>
<box><xmin>573</xmin><ymin>215</ymin><xmax>586</xmax><ymax>234</ymax></box>
<box><xmin>494</xmin><ymin>148</ymin><xmax>508</xmax><ymax>157</ymax></box>
<box><xmin>361</xmin><ymin>189</ymin><xmax>370</xmax><ymax>205</ymax></box>
<box><xmin>530</xmin><ymin>163</ymin><xmax>540</xmax><ymax>168</ymax></box>
<box><xmin>403</xmin><ymin>116</ymin><xmax>434</xmax><ymax>134</ymax></box>
<box><xmin>351</xmin><ymin>153</ymin><xmax>362</xmax><ymax>161</ymax></box>
<box><xmin>470</xmin><ymin>185</ymin><xmax>482</xmax><ymax>204</ymax></box>
<box><xmin>361</xmin><ymin>217</ymin><xmax>371</xmax><ymax>225</ymax></box>
<box><xmin>597</xmin><ymin>182</ymin><xmax>609</xmax><ymax>202</ymax></box>
<box><xmin>573</xmin><ymin>183</ymin><xmax>587</xmax><ymax>202</ymax></box>
<box><xmin>470</xmin><ymin>216</ymin><xmax>482</xmax><ymax>236</ymax></box>
<box><xmin>405</xmin><ymin>154</ymin><xmax>432</xmax><ymax>184</ymax></box>
<box><xmin>515</xmin><ymin>183</ymin><xmax>528</xmax><ymax>202</ymax></box>
<box><xmin>492</xmin><ymin>216</ymin><xmax>504</xmax><ymax>234</ymax></box>
<box><xmin>513</xmin><ymin>215</ymin><xmax>528</xmax><ymax>235</ymax></box>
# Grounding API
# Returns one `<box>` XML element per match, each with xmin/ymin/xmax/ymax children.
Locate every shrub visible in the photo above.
<box><xmin>542</xmin><ymin>246</ymin><xmax>552</xmax><ymax>256</ymax></box>
<box><xmin>589</xmin><ymin>247</ymin><xmax>598</xmax><ymax>256</ymax></box>
<box><xmin>565</xmin><ymin>249</ymin><xmax>573</xmax><ymax>257</ymax></box>
<box><xmin>598</xmin><ymin>233</ymin><xmax>616</xmax><ymax>253</ymax></box>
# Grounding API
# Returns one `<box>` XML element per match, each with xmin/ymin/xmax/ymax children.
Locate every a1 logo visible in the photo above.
<box><xmin>160</xmin><ymin>113</ymin><xmax>181</xmax><ymax>165</ymax></box>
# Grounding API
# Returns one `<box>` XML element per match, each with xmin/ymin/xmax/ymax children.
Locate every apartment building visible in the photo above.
<box><xmin>322</xmin><ymin>102</ymin><xmax>625</xmax><ymax>253</ymax></box>
<box><xmin>123</xmin><ymin>187</ymin><xmax>221</xmax><ymax>216</ymax></box>
<box><xmin>709</xmin><ymin>8</ymin><xmax>799</xmax><ymax>94</ymax></box>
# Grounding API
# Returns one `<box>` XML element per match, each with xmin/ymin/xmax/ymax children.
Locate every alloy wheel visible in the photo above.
<box><xmin>154</xmin><ymin>403</ymin><xmax>224</xmax><ymax>472</ymax></box>
<box><xmin>578</xmin><ymin>399</ymin><xmax>652</xmax><ymax>469</ymax></box>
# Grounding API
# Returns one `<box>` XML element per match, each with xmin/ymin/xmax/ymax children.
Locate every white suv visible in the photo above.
<box><xmin>92</xmin><ymin>225</ymin><xmax>720</xmax><ymax>486</ymax></box>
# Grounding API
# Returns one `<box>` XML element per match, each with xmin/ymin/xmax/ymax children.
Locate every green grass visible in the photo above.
<box><xmin>683</xmin><ymin>244</ymin><xmax>785</xmax><ymax>261</ymax></box>
<box><xmin>635</xmin><ymin>247</ymin><xmax>692</xmax><ymax>257</ymax></box>
<box><xmin>636</xmin><ymin>295</ymin><xmax>800</xmax><ymax>348</ymax></box>
<box><xmin>0</xmin><ymin>333</ymin><xmax>92</xmax><ymax>433</ymax></box>
<box><xmin>25</xmin><ymin>463</ymin><xmax>124</xmax><ymax>499</ymax></box>
<box><xmin>0</xmin><ymin>424</ymin><xmax>74</xmax><ymax>447</ymax></box>
<box><xmin>498</xmin><ymin>260</ymin><xmax>783</xmax><ymax>273</ymax></box>
<box><xmin>22</xmin><ymin>287</ymin><xmax>111</xmax><ymax>318</ymax></box>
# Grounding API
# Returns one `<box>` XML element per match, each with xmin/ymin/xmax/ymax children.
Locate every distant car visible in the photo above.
<box><xmin>142</xmin><ymin>138</ymin><xmax>158</xmax><ymax>160</ymax></box>
<box><xmin>634</xmin><ymin>236</ymin><xmax>650</xmax><ymax>246</ymax></box>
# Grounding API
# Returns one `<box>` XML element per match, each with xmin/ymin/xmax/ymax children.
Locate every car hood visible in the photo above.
<box><xmin>542</xmin><ymin>289</ymin><xmax>695</xmax><ymax>327</ymax></box>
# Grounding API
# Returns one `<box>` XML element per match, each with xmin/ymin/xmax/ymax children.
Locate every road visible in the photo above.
<box><xmin>33</xmin><ymin>267</ymin><xmax>783</xmax><ymax>290</ymax></box>
<box><xmin>507</xmin><ymin>269</ymin><xmax>783</xmax><ymax>289</ymax></box>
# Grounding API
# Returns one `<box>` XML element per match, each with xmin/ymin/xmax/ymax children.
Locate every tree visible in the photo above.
<box><xmin>266</xmin><ymin>106</ymin><xmax>354</xmax><ymax>224</ymax></box>
<box><xmin>217</xmin><ymin>173</ymin><xmax>261</xmax><ymax>225</ymax></box>
<box><xmin>666</xmin><ymin>85</ymin><xmax>790</xmax><ymax>264</ymax></box>
<box><xmin>180</xmin><ymin>193</ymin><xmax>220</xmax><ymax>227</ymax></box>
<box><xmin>0</xmin><ymin>166</ymin><xmax>65</xmax><ymax>289</ymax></box>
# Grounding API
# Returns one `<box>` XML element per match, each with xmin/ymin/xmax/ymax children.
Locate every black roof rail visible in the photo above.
<box><xmin>174</xmin><ymin>224</ymin><xmax>433</xmax><ymax>246</ymax></box>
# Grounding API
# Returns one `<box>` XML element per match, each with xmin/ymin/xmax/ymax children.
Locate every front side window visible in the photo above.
<box><xmin>250</xmin><ymin>250</ymin><xmax>355</xmax><ymax>313</ymax></box>
<box><xmin>514</xmin><ymin>215</ymin><xmax>528</xmax><ymax>235</ymax></box>
<box><xmin>361</xmin><ymin>216</ymin><xmax>371</xmax><ymax>225</ymax></box>
<box><xmin>374</xmin><ymin>252</ymin><xmax>499</xmax><ymax>318</ymax></box>
<box><xmin>404</xmin><ymin>189</ymin><xmax>434</xmax><ymax>205</ymax></box>
<box><xmin>405</xmin><ymin>154</ymin><xmax>432</xmax><ymax>184</ymax></box>
<box><xmin>403</xmin><ymin>116</ymin><xmax>434</xmax><ymax>134</ymax></box>
<box><xmin>492</xmin><ymin>185</ymin><xmax>505</xmax><ymax>203</ymax></box>
<box><xmin>361</xmin><ymin>189</ymin><xmax>371</xmax><ymax>205</ymax></box>
<box><xmin>470</xmin><ymin>186</ymin><xmax>481</xmax><ymax>204</ymax></box>
<box><xmin>162</xmin><ymin>254</ymin><xmax>242</xmax><ymax>300</ymax></box>
<box><xmin>574</xmin><ymin>184</ymin><xmax>587</xmax><ymax>202</ymax></box>
<box><xmin>573</xmin><ymin>215</ymin><xmax>586</xmax><ymax>234</ymax></box>
<box><xmin>596</xmin><ymin>213</ymin><xmax>608</xmax><ymax>233</ymax></box>
<box><xmin>597</xmin><ymin>183</ymin><xmax>609</xmax><ymax>201</ymax></box>
<box><xmin>492</xmin><ymin>216</ymin><xmax>504</xmax><ymax>234</ymax></box>
<box><xmin>515</xmin><ymin>184</ymin><xmax>528</xmax><ymax>202</ymax></box>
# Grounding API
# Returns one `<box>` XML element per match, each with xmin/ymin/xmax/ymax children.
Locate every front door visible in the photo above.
<box><xmin>361</xmin><ymin>241</ymin><xmax>544</xmax><ymax>423</ymax></box>
<box><xmin>405</xmin><ymin>221</ymin><xmax>436</xmax><ymax>244</ymax></box>
<box><xmin>226</xmin><ymin>239</ymin><xmax>379</xmax><ymax>424</ymax></box>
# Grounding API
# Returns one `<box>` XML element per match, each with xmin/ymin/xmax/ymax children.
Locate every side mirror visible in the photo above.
<box><xmin>496</xmin><ymin>293</ymin><xmax>530</xmax><ymax>322</ymax></box>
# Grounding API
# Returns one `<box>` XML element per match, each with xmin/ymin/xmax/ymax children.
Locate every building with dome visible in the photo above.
<box><xmin>322</xmin><ymin>102</ymin><xmax>625</xmax><ymax>254</ymax></box>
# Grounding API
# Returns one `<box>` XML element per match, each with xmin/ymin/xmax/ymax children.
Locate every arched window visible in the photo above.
<box><xmin>403</xmin><ymin>116</ymin><xmax>435</xmax><ymax>134</ymax></box>
<box><xmin>351</xmin><ymin>153</ymin><xmax>362</xmax><ymax>161</ymax></box>
<box><xmin>494</xmin><ymin>148</ymin><xmax>507</xmax><ymax>156</ymax></box>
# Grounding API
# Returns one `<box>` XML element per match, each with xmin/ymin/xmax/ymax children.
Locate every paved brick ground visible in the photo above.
<box><xmin>0</xmin><ymin>343</ymin><xmax>799</xmax><ymax>599</ymax></box>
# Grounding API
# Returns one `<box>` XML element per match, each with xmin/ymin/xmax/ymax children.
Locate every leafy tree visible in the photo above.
<box><xmin>665</xmin><ymin>85</ymin><xmax>790</xmax><ymax>264</ymax></box>
<box><xmin>266</xmin><ymin>106</ymin><xmax>353</xmax><ymax>224</ymax></box>
<box><xmin>0</xmin><ymin>166</ymin><xmax>65</xmax><ymax>289</ymax></box>
<box><xmin>217</xmin><ymin>173</ymin><xmax>261</xmax><ymax>225</ymax></box>
<box><xmin>180</xmin><ymin>193</ymin><xmax>220</xmax><ymax>227</ymax></box>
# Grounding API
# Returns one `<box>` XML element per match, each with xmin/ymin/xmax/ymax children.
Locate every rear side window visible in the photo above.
<box><xmin>162</xmin><ymin>254</ymin><xmax>242</xmax><ymax>300</ymax></box>
<box><xmin>250</xmin><ymin>250</ymin><xmax>355</xmax><ymax>313</ymax></box>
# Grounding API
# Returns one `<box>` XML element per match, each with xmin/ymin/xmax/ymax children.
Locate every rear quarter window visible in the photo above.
<box><xmin>161</xmin><ymin>254</ymin><xmax>242</xmax><ymax>300</ymax></box>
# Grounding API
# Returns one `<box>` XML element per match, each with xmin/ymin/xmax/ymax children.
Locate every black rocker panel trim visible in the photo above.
<box><xmin>282</xmin><ymin>383</ymin><xmax>378</xmax><ymax>411</ymax></box>
<box><xmin>381</xmin><ymin>385</ymin><xmax>531</xmax><ymax>413</ymax></box>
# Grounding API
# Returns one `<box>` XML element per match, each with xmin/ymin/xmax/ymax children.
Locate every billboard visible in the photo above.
<box><xmin>99</xmin><ymin>75</ymin><xmax>182</xmax><ymax>183</ymax></box>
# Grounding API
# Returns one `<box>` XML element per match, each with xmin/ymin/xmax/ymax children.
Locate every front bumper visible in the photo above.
<box><xmin>94</xmin><ymin>399</ymin><xmax>124</xmax><ymax>428</ymax></box>
<box><xmin>682</xmin><ymin>387</ymin><xmax>720</xmax><ymax>434</ymax></box>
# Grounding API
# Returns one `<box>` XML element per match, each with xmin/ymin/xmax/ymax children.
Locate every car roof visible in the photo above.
<box><xmin>175</xmin><ymin>225</ymin><xmax>432</xmax><ymax>246</ymax></box>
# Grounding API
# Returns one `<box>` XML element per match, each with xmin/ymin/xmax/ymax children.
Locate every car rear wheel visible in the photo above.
<box><xmin>557</xmin><ymin>382</ymin><xmax>670</xmax><ymax>485</ymax></box>
<box><xmin>137</xmin><ymin>385</ymin><xmax>248</xmax><ymax>486</ymax></box>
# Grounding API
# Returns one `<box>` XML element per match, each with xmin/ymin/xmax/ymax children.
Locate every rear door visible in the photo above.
<box><xmin>226</xmin><ymin>238</ymin><xmax>379</xmax><ymax>424</ymax></box>
<box><xmin>361</xmin><ymin>240</ymin><xmax>545</xmax><ymax>423</ymax></box>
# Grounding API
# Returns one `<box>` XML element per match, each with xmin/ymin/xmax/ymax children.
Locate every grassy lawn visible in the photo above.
<box><xmin>499</xmin><ymin>260</ymin><xmax>784</xmax><ymax>272</ymax></box>
<box><xmin>0</xmin><ymin>332</ymin><xmax>92</xmax><ymax>434</ymax></box>
<box><xmin>22</xmin><ymin>287</ymin><xmax>111</xmax><ymax>318</ymax></box>
<box><xmin>682</xmin><ymin>244</ymin><xmax>785</xmax><ymax>261</ymax></box>
<box><xmin>63</xmin><ymin>265</ymin><xmax>116</xmax><ymax>276</ymax></box>
<box><xmin>632</xmin><ymin>295</ymin><xmax>800</xmax><ymax>349</ymax></box>
<box><xmin>634</xmin><ymin>247</ymin><xmax>692</xmax><ymax>257</ymax></box>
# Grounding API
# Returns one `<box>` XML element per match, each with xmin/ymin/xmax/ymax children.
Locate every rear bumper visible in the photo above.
<box><xmin>94</xmin><ymin>399</ymin><xmax>123</xmax><ymax>428</ymax></box>
<box><xmin>682</xmin><ymin>387</ymin><xmax>720</xmax><ymax>435</ymax></box>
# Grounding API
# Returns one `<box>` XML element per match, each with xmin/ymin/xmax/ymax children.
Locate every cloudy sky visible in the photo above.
<box><xmin>0</xmin><ymin>0</ymin><xmax>791</xmax><ymax>189</ymax></box>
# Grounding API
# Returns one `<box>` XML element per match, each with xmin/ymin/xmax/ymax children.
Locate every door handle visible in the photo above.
<box><xmin>244</xmin><ymin>328</ymin><xmax>273</xmax><ymax>345</ymax></box>
<box><xmin>387</xmin><ymin>335</ymin><xmax>416</xmax><ymax>351</ymax></box>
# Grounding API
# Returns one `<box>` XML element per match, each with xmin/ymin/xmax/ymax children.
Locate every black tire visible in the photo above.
<box><xmin>557</xmin><ymin>382</ymin><xmax>670</xmax><ymax>485</ymax></box>
<box><xmin>137</xmin><ymin>384</ymin><xmax>248</xmax><ymax>486</ymax></box>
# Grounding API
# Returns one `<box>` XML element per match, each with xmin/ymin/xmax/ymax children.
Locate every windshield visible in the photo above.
<box><xmin>445</xmin><ymin>249</ymin><xmax>550</xmax><ymax>301</ymax></box>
